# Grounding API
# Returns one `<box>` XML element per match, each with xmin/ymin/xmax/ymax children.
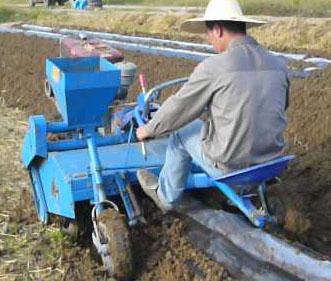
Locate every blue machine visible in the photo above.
<box><xmin>73</xmin><ymin>0</ymin><xmax>88</xmax><ymax>10</ymax></box>
<box><xmin>22</xmin><ymin>56</ymin><xmax>294</xmax><ymax>279</ymax></box>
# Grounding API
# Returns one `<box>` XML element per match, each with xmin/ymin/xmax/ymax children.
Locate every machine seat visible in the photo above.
<box><xmin>214</xmin><ymin>155</ymin><xmax>295</xmax><ymax>186</ymax></box>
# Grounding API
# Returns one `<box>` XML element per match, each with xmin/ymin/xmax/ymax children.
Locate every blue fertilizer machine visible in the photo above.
<box><xmin>22</xmin><ymin>56</ymin><xmax>294</xmax><ymax>279</ymax></box>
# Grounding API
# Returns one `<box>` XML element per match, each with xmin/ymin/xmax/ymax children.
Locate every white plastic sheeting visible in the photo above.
<box><xmin>0</xmin><ymin>24</ymin><xmax>329</xmax><ymax>78</ymax></box>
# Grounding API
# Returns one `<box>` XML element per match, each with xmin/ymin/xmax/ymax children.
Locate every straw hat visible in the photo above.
<box><xmin>181</xmin><ymin>0</ymin><xmax>267</xmax><ymax>33</ymax></box>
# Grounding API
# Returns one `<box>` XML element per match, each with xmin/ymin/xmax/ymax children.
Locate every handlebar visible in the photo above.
<box><xmin>144</xmin><ymin>77</ymin><xmax>189</xmax><ymax>104</ymax></box>
<box><xmin>142</xmin><ymin>77</ymin><xmax>189</xmax><ymax>122</ymax></box>
<box><xmin>128</xmin><ymin>77</ymin><xmax>189</xmax><ymax>128</ymax></box>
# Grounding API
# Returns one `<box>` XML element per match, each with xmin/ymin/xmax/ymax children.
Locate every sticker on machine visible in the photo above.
<box><xmin>52</xmin><ymin>66</ymin><xmax>60</xmax><ymax>83</ymax></box>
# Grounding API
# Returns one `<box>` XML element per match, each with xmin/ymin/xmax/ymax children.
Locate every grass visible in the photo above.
<box><xmin>102</xmin><ymin>0</ymin><xmax>331</xmax><ymax>17</ymax></box>
<box><xmin>0</xmin><ymin>0</ymin><xmax>331</xmax><ymax>17</ymax></box>
<box><xmin>0</xmin><ymin>6</ymin><xmax>16</xmax><ymax>22</ymax></box>
<box><xmin>0</xmin><ymin>0</ymin><xmax>330</xmax><ymax>54</ymax></box>
<box><xmin>0</xmin><ymin>4</ymin><xmax>53</xmax><ymax>23</ymax></box>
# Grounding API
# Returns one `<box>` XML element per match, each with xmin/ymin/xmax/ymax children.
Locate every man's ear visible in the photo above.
<box><xmin>213</xmin><ymin>24</ymin><xmax>223</xmax><ymax>38</ymax></box>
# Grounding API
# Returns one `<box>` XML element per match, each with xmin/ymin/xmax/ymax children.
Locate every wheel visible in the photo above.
<box><xmin>44</xmin><ymin>79</ymin><xmax>54</xmax><ymax>98</ymax></box>
<box><xmin>28</xmin><ymin>166</ymin><xmax>49</xmax><ymax>224</ymax></box>
<box><xmin>97</xmin><ymin>208</ymin><xmax>133</xmax><ymax>280</ymax></box>
<box><xmin>27</xmin><ymin>0</ymin><xmax>35</xmax><ymax>7</ymax></box>
<box><xmin>61</xmin><ymin>219</ymin><xmax>79</xmax><ymax>240</ymax></box>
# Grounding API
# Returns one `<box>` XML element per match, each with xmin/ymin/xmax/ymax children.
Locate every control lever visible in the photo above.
<box><xmin>138</xmin><ymin>74</ymin><xmax>148</xmax><ymax>160</ymax></box>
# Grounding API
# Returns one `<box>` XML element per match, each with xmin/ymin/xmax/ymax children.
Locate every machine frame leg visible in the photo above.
<box><xmin>29</xmin><ymin>166</ymin><xmax>49</xmax><ymax>224</ymax></box>
<box><xmin>86</xmin><ymin>135</ymin><xmax>107</xmax><ymax>214</ymax></box>
<box><xmin>212</xmin><ymin>180</ymin><xmax>266</xmax><ymax>228</ymax></box>
<box><xmin>115</xmin><ymin>174</ymin><xmax>145</xmax><ymax>226</ymax></box>
<box><xmin>258</xmin><ymin>183</ymin><xmax>270</xmax><ymax>216</ymax></box>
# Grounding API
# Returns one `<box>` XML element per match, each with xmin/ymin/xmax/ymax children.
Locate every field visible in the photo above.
<box><xmin>1</xmin><ymin>0</ymin><xmax>331</xmax><ymax>17</ymax></box>
<box><xmin>106</xmin><ymin>0</ymin><xmax>331</xmax><ymax>17</ymax></box>
<box><xmin>0</xmin><ymin>2</ymin><xmax>331</xmax><ymax>55</ymax></box>
<box><xmin>0</xmin><ymin>1</ymin><xmax>330</xmax><ymax>280</ymax></box>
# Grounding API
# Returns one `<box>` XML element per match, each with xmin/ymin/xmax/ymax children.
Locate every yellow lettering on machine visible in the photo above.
<box><xmin>53</xmin><ymin>66</ymin><xmax>60</xmax><ymax>82</ymax></box>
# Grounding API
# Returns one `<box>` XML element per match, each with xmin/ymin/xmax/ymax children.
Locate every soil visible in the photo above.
<box><xmin>274</xmin><ymin>66</ymin><xmax>331</xmax><ymax>255</ymax></box>
<box><xmin>0</xmin><ymin>32</ymin><xmax>330</xmax><ymax>279</ymax></box>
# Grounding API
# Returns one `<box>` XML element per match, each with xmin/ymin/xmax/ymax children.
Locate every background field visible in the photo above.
<box><xmin>104</xmin><ymin>0</ymin><xmax>331</xmax><ymax>17</ymax></box>
<box><xmin>0</xmin><ymin>0</ymin><xmax>331</xmax><ymax>17</ymax></box>
<box><xmin>1</xmin><ymin>0</ymin><xmax>331</xmax><ymax>53</ymax></box>
<box><xmin>1</xmin><ymin>5</ymin><xmax>330</xmax><ymax>56</ymax></box>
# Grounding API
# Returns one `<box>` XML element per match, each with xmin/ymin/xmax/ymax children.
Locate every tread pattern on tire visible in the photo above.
<box><xmin>98</xmin><ymin>209</ymin><xmax>133</xmax><ymax>280</ymax></box>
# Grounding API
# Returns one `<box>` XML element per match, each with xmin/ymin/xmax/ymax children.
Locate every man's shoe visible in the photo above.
<box><xmin>137</xmin><ymin>169</ymin><xmax>170</xmax><ymax>213</ymax></box>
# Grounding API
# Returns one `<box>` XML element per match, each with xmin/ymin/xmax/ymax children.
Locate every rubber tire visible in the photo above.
<box><xmin>61</xmin><ymin>219</ymin><xmax>79</xmax><ymax>240</ymax></box>
<box><xmin>98</xmin><ymin>209</ymin><xmax>133</xmax><ymax>280</ymax></box>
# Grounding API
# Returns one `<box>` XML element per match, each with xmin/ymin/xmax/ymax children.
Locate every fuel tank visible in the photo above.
<box><xmin>60</xmin><ymin>37</ymin><xmax>124</xmax><ymax>63</ymax></box>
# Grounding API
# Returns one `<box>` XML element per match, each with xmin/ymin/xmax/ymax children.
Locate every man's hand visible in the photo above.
<box><xmin>136</xmin><ymin>126</ymin><xmax>149</xmax><ymax>141</ymax></box>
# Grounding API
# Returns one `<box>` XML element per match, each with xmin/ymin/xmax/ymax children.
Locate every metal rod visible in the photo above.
<box><xmin>141</xmin><ymin>142</ymin><xmax>146</xmax><ymax>160</ymax></box>
<box><xmin>258</xmin><ymin>183</ymin><xmax>269</xmax><ymax>215</ymax></box>
<box><xmin>144</xmin><ymin>77</ymin><xmax>189</xmax><ymax>103</ymax></box>
<box><xmin>47</xmin><ymin>133</ymin><xmax>128</xmax><ymax>152</ymax></box>
<box><xmin>212</xmin><ymin>180</ymin><xmax>264</xmax><ymax>228</ymax></box>
<box><xmin>47</xmin><ymin>122</ymin><xmax>73</xmax><ymax>133</ymax></box>
<box><xmin>86</xmin><ymin>136</ymin><xmax>107</xmax><ymax>207</ymax></box>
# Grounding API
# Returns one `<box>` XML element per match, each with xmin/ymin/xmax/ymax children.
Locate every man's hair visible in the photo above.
<box><xmin>206</xmin><ymin>20</ymin><xmax>247</xmax><ymax>34</ymax></box>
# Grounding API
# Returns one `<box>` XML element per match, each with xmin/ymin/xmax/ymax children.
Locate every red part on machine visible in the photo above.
<box><xmin>139</xmin><ymin>73</ymin><xmax>147</xmax><ymax>94</ymax></box>
<box><xmin>60</xmin><ymin>37</ymin><xmax>124</xmax><ymax>63</ymax></box>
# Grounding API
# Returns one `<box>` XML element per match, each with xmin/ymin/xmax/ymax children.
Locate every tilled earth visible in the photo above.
<box><xmin>0</xmin><ymin>33</ymin><xmax>330</xmax><ymax>280</ymax></box>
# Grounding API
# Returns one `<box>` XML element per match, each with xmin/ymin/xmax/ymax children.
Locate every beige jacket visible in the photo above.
<box><xmin>145</xmin><ymin>36</ymin><xmax>289</xmax><ymax>171</ymax></box>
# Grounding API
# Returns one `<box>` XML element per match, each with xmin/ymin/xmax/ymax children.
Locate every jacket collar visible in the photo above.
<box><xmin>228</xmin><ymin>35</ymin><xmax>258</xmax><ymax>50</ymax></box>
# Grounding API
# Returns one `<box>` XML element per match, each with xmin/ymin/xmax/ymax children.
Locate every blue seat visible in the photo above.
<box><xmin>214</xmin><ymin>155</ymin><xmax>295</xmax><ymax>186</ymax></box>
<box><xmin>205</xmin><ymin>155</ymin><xmax>295</xmax><ymax>228</ymax></box>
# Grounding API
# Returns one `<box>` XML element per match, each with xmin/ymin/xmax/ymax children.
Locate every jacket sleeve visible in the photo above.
<box><xmin>285</xmin><ymin>76</ymin><xmax>290</xmax><ymax>111</ymax></box>
<box><xmin>144</xmin><ymin>62</ymin><xmax>215</xmax><ymax>138</ymax></box>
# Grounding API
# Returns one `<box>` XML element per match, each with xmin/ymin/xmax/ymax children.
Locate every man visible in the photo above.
<box><xmin>136</xmin><ymin>0</ymin><xmax>289</xmax><ymax>212</ymax></box>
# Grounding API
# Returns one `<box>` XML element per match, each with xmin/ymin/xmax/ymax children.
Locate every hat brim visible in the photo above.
<box><xmin>181</xmin><ymin>17</ymin><xmax>267</xmax><ymax>34</ymax></box>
